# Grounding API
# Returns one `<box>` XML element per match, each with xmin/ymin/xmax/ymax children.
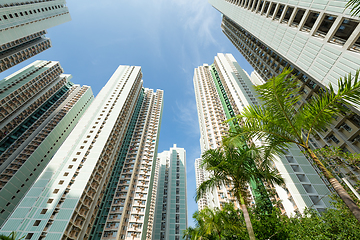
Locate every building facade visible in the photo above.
<box><xmin>152</xmin><ymin>144</ymin><xmax>187</xmax><ymax>240</ymax></box>
<box><xmin>0</xmin><ymin>65</ymin><xmax>164</xmax><ymax>240</ymax></box>
<box><xmin>193</xmin><ymin>53</ymin><xmax>332</xmax><ymax>214</ymax></box>
<box><xmin>0</xmin><ymin>0</ymin><xmax>71</xmax><ymax>72</ymax></box>
<box><xmin>209</xmin><ymin>0</ymin><xmax>360</xmax><ymax>154</ymax></box>
<box><xmin>0</xmin><ymin>60</ymin><xmax>93</xmax><ymax>227</ymax></box>
<box><xmin>194</xmin><ymin>158</ymin><xmax>208</xmax><ymax>210</ymax></box>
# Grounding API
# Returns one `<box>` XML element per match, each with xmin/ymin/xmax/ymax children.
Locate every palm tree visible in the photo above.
<box><xmin>182</xmin><ymin>226</ymin><xmax>203</xmax><ymax>240</ymax></box>
<box><xmin>226</xmin><ymin>68</ymin><xmax>360</xmax><ymax>222</ymax></box>
<box><xmin>196</xmin><ymin>144</ymin><xmax>284</xmax><ymax>240</ymax></box>
<box><xmin>193</xmin><ymin>207</ymin><xmax>227</xmax><ymax>240</ymax></box>
<box><xmin>346</xmin><ymin>0</ymin><xmax>360</xmax><ymax>16</ymax></box>
<box><xmin>0</xmin><ymin>232</ymin><xmax>24</xmax><ymax>240</ymax></box>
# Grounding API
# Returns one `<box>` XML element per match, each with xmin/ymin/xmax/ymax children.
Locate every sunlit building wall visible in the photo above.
<box><xmin>193</xmin><ymin>53</ymin><xmax>332</xmax><ymax>214</ymax></box>
<box><xmin>152</xmin><ymin>144</ymin><xmax>187</xmax><ymax>240</ymax></box>
<box><xmin>0</xmin><ymin>0</ymin><xmax>71</xmax><ymax>72</ymax></box>
<box><xmin>194</xmin><ymin>158</ymin><xmax>208</xmax><ymax>210</ymax></box>
<box><xmin>209</xmin><ymin>0</ymin><xmax>360</xmax><ymax>153</ymax></box>
<box><xmin>1</xmin><ymin>65</ymin><xmax>164</xmax><ymax>240</ymax></box>
<box><xmin>0</xmin><ymin>60</ymin><xmax>93</xmax><ymax>227</ymax></box>
<box><xmin>209</xmin><ymin>0</ymin><xmax>360</xmax><ymax>198</ymax></box>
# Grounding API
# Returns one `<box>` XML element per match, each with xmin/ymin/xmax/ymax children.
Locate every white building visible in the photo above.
<box><xmin>209</xmin><ymin>0</ymin><xmax>360</xmax><ymax>155</ymax></box>
<box><xmin>193</xmin><ymin>53</ymin><xmax>332</xmax><ymax>215</ymax></box>
<box><xmin>0</xmin><ymin>0</ymin><xmax>71</xmax><ymax>72</ymax></box>
<box><xmin>0</xmin><ymin>65</ymin><xmax>164</xmax><ymax>240</ymax></box>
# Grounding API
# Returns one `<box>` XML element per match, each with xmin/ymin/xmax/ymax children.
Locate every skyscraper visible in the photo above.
<box><xmin>208</xmin><ymin>0</ymin><xmax>360</xmax><ymax>155</ymax></box>
<box><xmin>0</xmin><ymin>65</ymin><xmax>164</xmax><ymax>240</ymax></box>
<box><xmin>194</xmin><ymin>158</ymin><xmax>207</xmax><ymax>210</ymax></box>
<box><xmin>0</xmin><ymin>60</ymin><xmax>93</xmax><ymax>227</ymax></box>
<box><xmin>193</xmin><ymin>53</ymin><xmax>332</xmax><ymax>214</ymax></box>
<box><xmin>0</xmin><ymin>0</ymin><xmax>71</xmax><ymax>72</ymax></box>
<box><xmin>152</xmin><ymin>144</ymin><xmax>187</xmax><ymax>240</ymax></box>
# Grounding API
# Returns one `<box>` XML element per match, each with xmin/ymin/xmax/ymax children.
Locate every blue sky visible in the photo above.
<box><xmin>0</xmin><ymin>0</ymin><xmax>254</xmax><ymax>226</ymax></box>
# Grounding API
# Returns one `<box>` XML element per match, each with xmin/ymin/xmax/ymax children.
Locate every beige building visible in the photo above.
<box><xmin>194</xmin><ymin>53</ymin><xmax>332</xmax><ymax>215</ymax></box>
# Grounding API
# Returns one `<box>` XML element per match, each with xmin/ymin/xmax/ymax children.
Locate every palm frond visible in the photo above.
<box><xmin>346</xmin><ymin>0</ymin><xmax>360</xmax><ymax>16</ymax></box>
<box><xmin>300</xmin><ymin>70</ymin><xmax>360</xmax><ymax>143</ymax></box>
<box><xmin>195</xmin><ymin>176</ymin><xmax>228</xmax><ymax>202</ymax></box>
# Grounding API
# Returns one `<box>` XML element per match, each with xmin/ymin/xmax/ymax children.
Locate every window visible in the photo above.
<box><xmin>262</xmin><ymin>1</ymin><xmax>270</xmax><ymax>15</ymax></box>
<box><xmin>302</xmin><ymin>11</ymin><xmax>320</xmax><ymax>32</ymax></box>
<box><xmin>25</xmin><ymin>233</ymin><xmax>33</xmax><ymax>239</ymax></box>
<box><xmin>257</xmin><ymin>0</ymin><xmax>264</xmax><ymax>13</ymax></box>
<box><xmin>47</xmin><ymin>199</ymin><xmax>53</xmax><ymax>204</ymax></box>
<box><xmin>53</xmin><ymin>189</ymin><xmax>59</xmax><ymax>193</ymax></box>
<box><xmin>63</xmin><ymin>172</ymin><xmax>69</xmax><ymax>176</ymax></box>
<box><xmin>275</xmin><ymin>4</ymin><xmax>285</xmax><ymax>20</ymax></box>
<box><xmin>58</xmin><ymin>180</ymin><xmax>64</xmax><ymax>185</ymax></box>
<box><xmin>341</xmin><ymin>123</ymin><xmax>352</xmax><ymax>132</ymax></box>
<box><xmin>315</xmin><ymin>15</ymin><xmax>336</xmax><ymax>37</ymax></box>
<box><xmin>176</xmin><ymin>214</ymin><xmax>180</xmax><ymax>223</ymax></box>
<box><xmin>33</xmin><ymin>220</ymin><xmax>41</xmax><ymax>226</ymax></box>
<box><xmin>291</xmin><ymin>8</ymin><xmax>305</xmax><ymax>27</ymax></box>
<box><xmin>268</xmin><ymin>3</ymin><xmax>277</xmax><ymax>17</ymax></box>
<box><xmin>332</xmin><ymin>19</ymin><xmax>359</xmax><ymax>45</ymax></box>
<box><xmin>68</xmin><ymin>165</ymin><xmax>73</xmax><ymax>169</ymax></box>
<box><xmin>40</xmin><ymin>209</ymin><xmax>47</xmax><ymax>214</ymax></box>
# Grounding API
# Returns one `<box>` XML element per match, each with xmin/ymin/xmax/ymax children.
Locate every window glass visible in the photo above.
<box><xmin>262</xmin><ymin>1</ymin><xmax>270</xmax><ymax>15</ymax></box>
<box><xmin>275</xmin><ymin>4</ymin><xmax>285</xmax><ymax>19</ymax></box>
<box><xmin>315</xmin><ymin>15</ymin><xmax>336</xmax><ymax>38</ymax></box>
<box><xmin>332</xmin><ymin>19</ymin><xmax>359</xmax><ymax>45</ymax></box>
<box><xmin>291</xmin><ymin>8</ymin><xmax>305</xmax><ymax>27</ymax></box>
<box><xmin>302</xmin><ymin>11</ymin><xmax>319</xmax><ymax>32</ymax></box>
<box><xmin>268</xmin><ymin>3</ymin><xmax>277</xmax><ymax>17</ymax></box>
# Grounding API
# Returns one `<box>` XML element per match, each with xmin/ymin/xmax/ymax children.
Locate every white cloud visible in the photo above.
<box><xmin>174</xmin><ymin>0</ymin><xmax>219</xmax><ymax>46</ymax></box>
<box><xmin>173</xmin><ymin>99</ymin><xmax>200</xmax><ymax>137</ymax></box>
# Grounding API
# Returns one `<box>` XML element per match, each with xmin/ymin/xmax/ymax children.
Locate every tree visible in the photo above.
<box><xmin>194</xmin><ymin>207</ymin><xmax>227</xmax><ymax>240</ymax></box>
<box><xmin>346</xmin><ymin>0</ymin><xmax>360</xmax><ymax>16</ymax></box>
<box><xmin>182</xmin><ymin>226</ymin><xmax>203</xmax><ymax>240</ymax></box>
<box><xmin>226</xmin><ymin>68</ymin><xmax>360</xmax><ymax>222</ymax></box>
<box><xmin>0</xmin><ymin>232</ymin><xmax>24</xmax><ymax>240</ymax></box>
<box><xmin>196</xmin><ymin>144</ymin><xmax>284</xmax><ymax>240</ymax></box>
<box><xmin>184</xmin><ymin>203</ymin><xmax>247</xmax><ymax>240</ymax></box>
<box><xmin>286</xmin><ymin>196</ymin><xmax>360</xmax><ymax>239</ymax></box>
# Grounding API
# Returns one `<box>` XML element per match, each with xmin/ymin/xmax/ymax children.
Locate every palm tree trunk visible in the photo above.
<box><xmin>236</xmin><ymin>192</ymin><xmax>256</xmax><ymax>240</ymax></box>
<box><xmin>305</xmin><ymin>147</ymin><xmax>360</xmax><ymax>223</ymax></box>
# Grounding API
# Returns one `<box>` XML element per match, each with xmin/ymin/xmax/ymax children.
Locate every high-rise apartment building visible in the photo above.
<box><xmin>209</xmin><ymin>0</ymin><xmax>360</xmax><ymax>155</ymax></box>
<box><xmin>0</xmin><ymin>0</ymin><xmax>71</xmax><ymax>72</ymax></box>
<box><xmin>152</xmin><ymin>144</ymin><xmax>187</xmax><ymax>240</ymax></box>
<box><xmin>193</xmin><ymin>53</ymin><xmax>332</xmax><ymax>214</ymax></box>
<box><xmin>194</xmin><ymin>158</ymin><xmax>207</xmax><ymax>210</ymax></box>
<box><xmin>0</xmin><ymin>60</ymin><xmax>93</xmax><ymax>227</ymax></box>
<box><xmin>0</xmin><ymin>65</ymin><xmax>164</xmax><ymax>240</ymax></box>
